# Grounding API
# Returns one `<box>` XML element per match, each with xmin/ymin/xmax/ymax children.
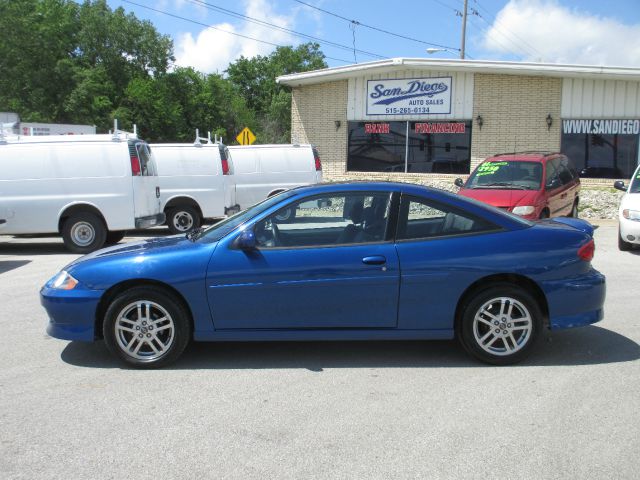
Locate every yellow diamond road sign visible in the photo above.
<box><xmin>236</xmin><ymin>127</ymin><xmax>256</xmax><ymax>145</ymax></box>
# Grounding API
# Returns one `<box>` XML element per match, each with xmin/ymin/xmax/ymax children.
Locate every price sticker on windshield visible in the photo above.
<box><xmin>477</xmin><ymin>162</ymin><xmax>508</xmax><ymax>176</ymax></box>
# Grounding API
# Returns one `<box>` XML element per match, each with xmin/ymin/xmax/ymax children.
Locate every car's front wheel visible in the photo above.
<box><xmin>103</xmin><ymin>286</ymin><xmax>191</xmax><ymax>368</ymax></box>
<box><xmin>458</xmin><ymin>284</ymin><xmax>542</xmax><ymax>365</ymax></box>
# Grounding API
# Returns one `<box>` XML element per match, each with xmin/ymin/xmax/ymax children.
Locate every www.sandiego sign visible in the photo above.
<box><xmin>366</xmin><ymin>77</ymin><xmax>452</xmax><ymax>116</ymax></box>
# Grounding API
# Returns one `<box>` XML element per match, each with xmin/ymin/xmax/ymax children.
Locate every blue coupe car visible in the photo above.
<box><xmin>41</xmin><ymin>182</ymin><xmax>606</xmax><ymax>368</ymax></box>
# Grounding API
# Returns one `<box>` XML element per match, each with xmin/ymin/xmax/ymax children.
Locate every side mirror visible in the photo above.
<box><xmin>614</xmin><ymin>180</ymin><xmax>627</xmax><ymax>192</ymax></box>
<box><xmin>454</xmin><ymin>178</ymin><xmax>465</xmax><ymax>188</ymax></box>
<box><xmin>235</xmin><ymin>228</ymin><xmax>256</xmax><ymax>250</ymax></box>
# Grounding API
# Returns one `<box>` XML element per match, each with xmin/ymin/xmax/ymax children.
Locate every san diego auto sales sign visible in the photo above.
<box><xmin>366</xmin><ymin>77</ymin><xmax>452</xmax><ymax>116</ymax></box>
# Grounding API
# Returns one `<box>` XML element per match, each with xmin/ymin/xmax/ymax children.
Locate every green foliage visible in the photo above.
<box><xmin>226</xmin><ymin>43</ymin><xmax>327</xmax><ymax>143</ymax></box>
<box><xmin>0</xmin><ymin>1</ymin><xmax>326</xmax><ymax>144</ymax></box>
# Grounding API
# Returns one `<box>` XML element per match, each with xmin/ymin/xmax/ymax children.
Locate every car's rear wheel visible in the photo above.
<box><xmin>569</xmin><ymin>200</ymin><xmax>579</xmax><ymax>218</ymax></box>
<box><xmin>167</xmin><ymin>206</ymin><xmax>201</xmax><ymax>234</ymax></box>
<box><xmin>458</xmin><ymin>284</ymin><xmax>542</xmax><ymax>365</ymax></box>
<box><xmin>539</xmin><ymin>209</ymin><xmax>550</xmax><ymax>220</ymax></box>
<box><xmin>103</xmin><ymin>286</ymin><xmax>191</xmax><ymax>368</ymax></box>
<box><xmin>62</xmin><ymin>212</ymin><xmax>107</xmax><ymax>253</ymax></box>
<box><xmin>618</xmin><ymin>227</ymin><xmax>632</xmax><ymax>251</ymax></box>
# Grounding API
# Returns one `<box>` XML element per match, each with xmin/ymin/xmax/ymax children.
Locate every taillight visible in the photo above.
<box><xmin>221</xmin><ymin>158</ymin><xmax>230</xmax><ymax>175</ymax></box>
<box><xmin>314</xmin><ymin>153</ymin><xmax>322</xmax><ymax>171</ymax></box>
<box><xmin>577</xmin><ymin>239</ymin><xmax>595</xmax><ymax>261</ymax></box>
<box><xmin>130</xmin><ymin>156</ymin><xmax>141</xmax><ymax>176</ymax></box>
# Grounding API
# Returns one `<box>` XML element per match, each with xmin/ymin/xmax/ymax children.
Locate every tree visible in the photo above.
<box><xmin>226</xmin><ymin>43</ymin><xmax>327</xmax><ymax>143</ymax></box>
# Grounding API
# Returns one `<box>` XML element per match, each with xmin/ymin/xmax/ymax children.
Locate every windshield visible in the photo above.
<box><xmin>198</xmin><ymin>191</ymin><xmax>295</xmax><ymax>242</ymax></box>
<box><xmin>629</xmin><ymin>166</ymin><xmax>640</xmax><ymax>194</ymax></box>
<box><xmin>466</xmin><ymin>161</ymin><xmax>542</xmax><ymax>190</ymax></box>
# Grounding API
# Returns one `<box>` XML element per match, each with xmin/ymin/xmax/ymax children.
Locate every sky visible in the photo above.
<box><xmin>107</xmin><ymin>0</ymin><xmax>640</xmax><ymax>74</ymax></box>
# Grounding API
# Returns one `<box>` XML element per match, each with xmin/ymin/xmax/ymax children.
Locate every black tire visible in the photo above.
<box><xmin>457</xmin><ymin>283</ymin><xmax>542</xmax><ymax>365</ymax></box>
<box><xmin>274</xmin><ymin>207</ymin><xmax>296</xmax><ymax>223</ymax></box>
<box><xmin>103</xmin><ymin>286</ymin><xmax>191</xmax><ymax>368</ymax></box>
<box><xmin>105</xmin><ymin>231</ymin><xmax>126</xmax><ymax>245</ymax></box>
<box><xmin>618</xmin><ymin>227</ymin><xmax>632</xmax><ymax>251</ymax></box>
<box><xmin>539</xmin><ymin>209</ymin><xmax>550</xmax><ymax>220</ymax></box>
<box><xmin>61</xmin><ymin>212</ymin><xmax>107</xmax><ymax>253</ymax></box>
<box><xmin>166</xmin><ymin>205</ymin><xmax>201</xmax><ymax>234</ymax></box>
<box><xmin>569</xmin><ymin>200</ymin><xmax>579</xmax><ymax>218</ymax></box>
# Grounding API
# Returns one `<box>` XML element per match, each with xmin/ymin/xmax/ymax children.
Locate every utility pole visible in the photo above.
<box><xmin>460</xmin><ymin>0</ymin><xmax>468</xmax><ymax>59</ymax></box>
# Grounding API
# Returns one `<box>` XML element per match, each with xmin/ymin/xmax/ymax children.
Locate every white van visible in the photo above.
<box><xmin>227</xmin><ymin>144</ymin><xmax>323</xmax><ymax>212</ymax></box>
<box><xmin>0</xmin><ymin>129</ymin><xmax>163</xmax><ymax>253</ymax></box>
<box><xmin>151</xmin><ymin>137</ymin><xmax>239</xmax><ymax>234</ymax></box>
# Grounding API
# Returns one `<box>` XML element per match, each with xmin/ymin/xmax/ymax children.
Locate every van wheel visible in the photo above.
<box><xmin>106</xmin><ymin>231</ymin><xmax>126</xmax><ymax>245</ymax></box>
<box><xmin>274</xmin><ymin>207</ymin><xmax>296</xmax><ymax>223</ymax></box>
<box><xmin>167</xmin><ymin>206</ymin><xmax>201</xmax><ymax>234</ymax></box>
<box><xmin>62</xmin><ymin>212</ymin><xmax>107</xmax><ymax>253</ymax></box>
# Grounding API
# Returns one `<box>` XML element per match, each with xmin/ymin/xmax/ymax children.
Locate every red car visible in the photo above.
<box><xmin>455</xmin><ymin>152</ymin><xmax>580</xmax><ymax>220</ymax></box>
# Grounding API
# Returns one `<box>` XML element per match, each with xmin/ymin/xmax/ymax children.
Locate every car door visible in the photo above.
<box><xmin>206</xmin><ymin>191</ymin><xmax>400</xmax><ymax>329</ymax></box>
<box><xmin>394</xmin><ymin>194</ymin><xmax>503</xmax><ymax>330</ymax></box>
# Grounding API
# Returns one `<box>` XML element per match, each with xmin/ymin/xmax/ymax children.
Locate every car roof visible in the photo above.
<box><xmin>484</xmin><ymin>152</ymin><xmax>562</xmax><ymax>163</ymax></box>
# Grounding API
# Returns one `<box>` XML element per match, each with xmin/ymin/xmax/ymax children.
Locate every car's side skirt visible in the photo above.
<box><xmin>193</xmin><ymin>329</ymin><xmax>455</xmax><ymax>342</ymax></box>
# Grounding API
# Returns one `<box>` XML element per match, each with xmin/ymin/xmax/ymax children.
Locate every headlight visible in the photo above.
<box><xmin>622</xmin><ymin>209</ymin><xmax>640</xmax><ymax>221</ymax></box>
<box><xmin>48</xmin><ymin>271</ymin><xmax>79</xmax><ymax>290</ymax></box>
<box><xmin>512</xmin><ymin>206</ymin><xmax>535</xmax><ymax>215</ymax></box>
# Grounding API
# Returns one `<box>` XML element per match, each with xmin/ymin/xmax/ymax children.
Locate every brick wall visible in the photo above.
<box><xmin>470</xmin><ymin>74</ymin><xmax>562</xmax><ymax>170</ymax></box>
<box><xmin>291</xmin><ymin>81</ymin><xmax>348</xmax><ymax>179</ymax></box>
<box><xmin>291</xmin><ymin>73</ymin><xmax>617</xmax><ymax>187</ymax></box>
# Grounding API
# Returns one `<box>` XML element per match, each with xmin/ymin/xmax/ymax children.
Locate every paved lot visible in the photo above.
<box><xmin>0</xmin><ymin>224</ymin><xmax>638</xmax><ymax>480</ymax></box>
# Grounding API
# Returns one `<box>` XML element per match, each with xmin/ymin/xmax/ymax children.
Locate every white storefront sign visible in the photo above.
<box><xmin>366</xmin><ymin>77</ymin><xmax>452</xmax><ymax>116</ymax></box>
<box><xmin>562</xmin><ymin>119</ymin><xmax>640</xmax><ymax>135</ymax></box>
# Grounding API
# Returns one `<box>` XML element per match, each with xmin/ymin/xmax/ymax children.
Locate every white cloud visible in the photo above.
<box><xmin>482</xmin><ymin>0</ymin><xmax>640</xmax><ymax>66</ymax></box>
<box><xmin>174</xmin><ymin>0</ymin><xmax>296</xmax><ymax>73</ymax></box>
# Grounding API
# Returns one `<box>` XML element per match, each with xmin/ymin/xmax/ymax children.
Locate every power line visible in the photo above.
<box><xmin>184</xmin><ymin>0</ymin><xmax>387</xmax><ymax>61</ymax></box>
<box><xmin>121</xmin><ymin>0</ymin><xmax>353</xmax><ymax>65</ymax></box>
<box><xmin>472</xmin><ymin>0</ymin><xmax>544</xmax><ymax>59</ymax></box>
<box><xmin>294</xmin><ymin>0</ymin><xmax>460</xmax><ymax>52</ymax></box>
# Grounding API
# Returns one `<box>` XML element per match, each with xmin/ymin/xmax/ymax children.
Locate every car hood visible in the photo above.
<box><xmin>66</xmin><ymin>235</ymin><xmax>195</xmax><ymax>269</ymax></box>
<box><xmin>458</xmin><ymin>188</ymin><xmax>539</xmax><ymax>208</ymax></box>
<box><xmin>620</xmin><ymin>192</ymin><xmax>640</xmax><ymax>211</ymax></box>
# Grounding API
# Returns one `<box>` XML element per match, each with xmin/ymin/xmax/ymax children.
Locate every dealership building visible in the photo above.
<box><xmin>277</xmin><ymin>58</ymin><xmax>640</xmax><ymax>184</ymax></box>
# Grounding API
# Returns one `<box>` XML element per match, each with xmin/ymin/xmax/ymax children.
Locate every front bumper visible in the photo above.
<box><xmin>40</xmin><ymin>286</ymin><xmax>103</xmax><ymax>341</ymax></box>
<box><xmin>541</xmin><ymin>268</ymin><xmax>606</xmax><ymax>330</ymax></box>
<box><xmin>135</xmin><ymin>212</ymin><xmax>165</xmax><ymax>229</ymax></box>
<box><xmin>619</xmin><ymin>217</ymin><xmax>640</xmax><ymax>245</ymax></box>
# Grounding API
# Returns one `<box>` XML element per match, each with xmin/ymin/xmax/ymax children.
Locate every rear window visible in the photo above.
<box><xmin>136</xmin><ymin>142</ymin><xmax>157</xmax><ymax>176</ymax></box>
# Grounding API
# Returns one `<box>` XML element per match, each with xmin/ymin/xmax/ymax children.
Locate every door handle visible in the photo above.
<box><xmin>362</xmin><ymin>255</ymin><xmax>386</xmax><ymax>265</ymax></box>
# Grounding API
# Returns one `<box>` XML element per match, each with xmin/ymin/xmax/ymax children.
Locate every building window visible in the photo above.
<box><xmin>347</xmin><ymin>121</ymin><xmax>471</xmax><ymax>174</ymax></box>
<box><xmin>561</xmin><ymin>119</ymin><xmax>640</xmax><ymax>178</ymax></box>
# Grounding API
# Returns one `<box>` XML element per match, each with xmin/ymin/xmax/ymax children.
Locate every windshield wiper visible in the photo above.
<box><xmin>186</xmin><ymin>227</ymin><xmax>205</xmax><ymax>242</ymax></box>
<box><xmin>476</xmin><ymin>182</ymin><xmax>527</xmax><ymax>189</ymax></box>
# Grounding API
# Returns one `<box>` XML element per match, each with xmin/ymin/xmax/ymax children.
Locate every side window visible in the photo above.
<box><xmin>557</xmin><ymin>157</ymin><xmax>574</xmax><ymax>185</ymax></box>
<box><xmin>254</xmin><ymin>192</ymin><xmax>391</xmax><ymax>248</ymax></box>
<box><xmin>397</xmin><ymin>195</ymin><xmax>497</xmax><ymax>240</ymax></box>
<box><xmin>545</xmin><ymin>159</ymin><xmax>561</xmax><ymax>189</ymax></box>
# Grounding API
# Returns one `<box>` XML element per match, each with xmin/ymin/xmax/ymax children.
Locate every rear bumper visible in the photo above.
<box><xmin>135</xmin><ymin>212</ymin><xmax>165</xmax><ymax>229</ymax></box>
<box><xmin>225</xmin><ymin>204</ymin><xmax>241</xmax><ymax>216</ymax></box>
<box><xmin>541</xmin><ymin>269</ymin><xmax>606</xmax><ymax>330</ymax></box>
